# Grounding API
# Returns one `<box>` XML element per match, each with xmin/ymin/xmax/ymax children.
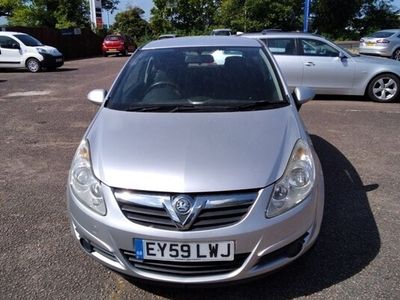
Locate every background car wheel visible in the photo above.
<box><xmin>367</xmin><ymin>73</ymin><xmax>400</xmax><ymax>103</ymax></box>
<box><xmin>103</xmin><ymin>52</ymin><xmax>108</xmax><ymax>57</ymax></box>
<box><xmin>26</xmin><ymin>58</ymin><xmax>41</xmax><ymax>73</ymax></box>
<box><xmin>123</xmin><ymin>48</ymin><xmax>129</xmax><ymax>56</ymax></box>
<box><xmin>392</xmin><ymin>48</ymin><xmax>400</xmax><ymax>61</ymax></box>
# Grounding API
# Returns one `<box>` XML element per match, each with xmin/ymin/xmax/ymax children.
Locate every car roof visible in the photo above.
<box><xmin>212</xmin><ymin>29</ymin><xmax>232</xmax><ymax>32</ymax></box>
<box><xmin>241</xmin><ymin>31</ymin><xmax>322</xmax><ymax>39</ymax></box>
<box><xmin>142</xmin><ymin>36</ymin><xmax>261</xmax><ymax>50</ymax></box>
<box><xmin>376</xmin><ymin>29</ymin><xmax>400</xmax><ymax>32</ymax></box>
<box><xmin>0</xmin><ymin>31</ymin><xmax>27</xmax><ymax>36</ymax></box>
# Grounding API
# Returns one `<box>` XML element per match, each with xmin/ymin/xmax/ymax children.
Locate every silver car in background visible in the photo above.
<box><xmin>67</xmin><ymin>36</ymin><xmax>324</xmax><ymax>284</ymax></box>
<box><xmin>359</xmin><ymin>29</ymin><xmax>400</xmax><ymax>60</ymax></box>
<box><xmin>243</xmin><ymin>32</ymin><xmax>400</xmax><ymax>102</ymax></box>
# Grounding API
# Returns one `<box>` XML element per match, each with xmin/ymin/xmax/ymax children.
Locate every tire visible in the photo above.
<box><xmin>367</xmin><ymin>73</ymin><xmax>400</xmax><ymax>103</ymax></box>
<box><xmin>26</xmin><ymin>58</ymin><xmax>41</xmax><ymax>73</ymax></box>
<box><xmin>103</xmin><ymin>52</ymin><xmax>108</xmax><ymax>57</ymax></box>
<box><xmin>392</xmin><ymin>48</ymin><xmax>400</xmax><ymax>61</ymax></box>
<box><xmin>123</xmin><ymin>48</ymin><xmax>129</xmax><ymax>56</ymax></box>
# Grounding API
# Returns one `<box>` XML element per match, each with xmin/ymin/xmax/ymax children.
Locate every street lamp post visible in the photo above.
<box><xmin>303</xmin><ymin>0</ymin><xmax>311</xmax><ymax>32</ymax></box>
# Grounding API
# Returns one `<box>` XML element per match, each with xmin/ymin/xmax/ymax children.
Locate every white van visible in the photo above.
<box><xmin>0</xmin><ymin>31</ymin><xmax>63</xmax><ymax>72</ymax></box>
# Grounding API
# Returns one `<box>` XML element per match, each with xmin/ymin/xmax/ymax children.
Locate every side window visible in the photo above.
<box><xmin>0</xmin><ymin>36</ymin><xmax>19</xmax><ymax>49</ymax></box>
<box><xmin>267</xmin><ymin>38</ymin><xmax>296</xmax><ymax>55</ymax></box>
<box><xmin>300</xmin><ymin>39</ymin><xmax>339</xmax><ymax>57</ymax></box>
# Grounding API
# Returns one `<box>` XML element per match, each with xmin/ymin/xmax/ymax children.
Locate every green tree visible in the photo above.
<box><xmin>112</xmin><ymin>6</ymin><xmax>150</xmax><ymax>41</ymax></box>
<box><xmin>9</xmin><ymin>0</ymin><xmax>90</xmax><ymax>28</ymax></box>
<box><xmin>217</xmin><ymin>0</ymin><xmax>303</xmax><ymax>32</ymax></box>
<box><xmin>150</xmin><ymin>0</ymin><xmax>221</xmax><ymax>35</ymax></box>
<box><xmin>102</xmin><ymin>0</ymin><xmax>119</xmax><ymax>14</ymax></box>
<box><xmin>0</xmin><ymin>0</ymin><xmax>23</xmax><ymax>17</ymax></box>
<box><xmin>353</xmin><ymin>0</ymin><xmax>400</xmax><ymax>36</ymax></box>
<box><xmin>312</xmin><ymin>0</ymin><xmax>367</xmax><ymax>38</ymax></box>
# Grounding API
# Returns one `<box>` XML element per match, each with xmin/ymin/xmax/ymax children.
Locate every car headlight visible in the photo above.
<box><xmin>69</xmin><ymin>140</ymin><xmax>106</xmax><ymax>215</ymax></box>
<box><xmin>37</xmin><ymin>48</ymin><xmax>47</xmax><ymax>54</ymax></box>
<box><xmin>266</xmin><ymin>139</ymin><xmax>315</xmax><ymax>218</ymax></box>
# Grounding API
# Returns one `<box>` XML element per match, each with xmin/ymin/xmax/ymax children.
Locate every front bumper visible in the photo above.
<box><xmin>67</xmin><ymin>168</ymin><xmax>324</xmax><ymax>284</ymax></box>
<box><xmin>40</xmin><ymin>53</ymin><xmax>64</xmax><ymax>68</ymax></box>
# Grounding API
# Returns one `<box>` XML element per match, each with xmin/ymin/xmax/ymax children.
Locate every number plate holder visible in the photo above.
<box><xmin>134</xmin><ymin>239</ymin><xmax>234</xmax><ymax>262</ymax></box>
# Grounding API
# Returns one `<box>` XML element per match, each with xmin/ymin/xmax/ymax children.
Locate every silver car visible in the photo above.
<box><xmin>360</xmin><ymin>29</ymin><xmax>400</xmax><ymax>60</ymax></box>
<box><xmin>243</xmin><ymin>32</ymin><xmax>400</xmax><ymax>102</ymax></box>
<box><xmin>67</xmin><ymin>36</ymin><xmax>324</xmax><ymax>284</ymax></box>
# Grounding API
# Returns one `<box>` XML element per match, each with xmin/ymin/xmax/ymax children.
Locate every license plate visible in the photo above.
<box><xmin>135</xmin><ymin>239</ymin><xmax>234</xmax><ymax>262</ymax></box>
<box><xmin>109</xmin><ymin>49</ymin><xmax>118</xmax><ymax>52</ymax></box>
<box><xmin>366</xmin><ymin>42</ymin><xmax>375</xmax><ymax>46</ymax></box>
<box><xmin>56</xmin><ymin>58</ymin><xmax>62</xmax><ymax>62</ymax></box>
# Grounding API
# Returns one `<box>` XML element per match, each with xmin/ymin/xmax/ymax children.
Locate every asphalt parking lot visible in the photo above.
<box><xmin>0</xmin><ymin>57</ymin><xmax>399</xmax><ymax>299</ymax></box>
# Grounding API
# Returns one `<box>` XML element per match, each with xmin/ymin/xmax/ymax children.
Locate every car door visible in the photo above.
<box><xmin>299</xmin><ymin>38</ymin><xmax>355</xmax><ymax>94</ymax></box>
<box><xmin>262</xmin><ymin>38</ymin><xmax>303</xmax><ymax>91</ymax></box>
<box><xmin>0</xmin><ymin>36</ymin><xmax>23</xmax><ymax>68</ymax></box>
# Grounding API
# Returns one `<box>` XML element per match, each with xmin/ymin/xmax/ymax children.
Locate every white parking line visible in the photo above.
<box><xmin>346</xmin><ymin>109</ymin><xmax>400</xmax><ymax>114</ymax></box>
<box><xmin>5</xmin><ymin>90</ymin><xmax>52</xmax><ymax>97</ymax></box>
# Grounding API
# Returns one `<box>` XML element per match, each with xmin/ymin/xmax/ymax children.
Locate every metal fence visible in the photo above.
<box><xmin>336</xmin><ymin>41</ymin><xmax>359</xmax><ymax>53</ymax></box>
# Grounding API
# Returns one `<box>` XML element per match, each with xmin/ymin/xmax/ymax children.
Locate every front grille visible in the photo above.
<box><xmin>115</xmin><ymin>190</ymin><xmax>258</xmax><ymax>231</ymax></box>
<box><xmin>191</xmin><ymin>203</ymin><xmax>253</xmax><ymax>230</ymax></box>
<box><xmin>121</xmin><ymin>249</ymin><xmax>249</xmax><ymax>276</ymax></box>
<box><xmin>119</xmin><ymin>203</ymin><xmax>176</xmax><ymax>230</ymax></box>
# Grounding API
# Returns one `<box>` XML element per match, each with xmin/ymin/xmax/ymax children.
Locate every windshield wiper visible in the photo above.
<box><xmin>122</xmin><ymin>101</ymin><xmax>288</xmax><ymax>112</ymax></box>
<box><xmin>124</xmin><ymin>104</ymin><xmax>236</xmax><ymax>112</ymax></box>
<box><xmin>169</xmin><ymin>104</ymin><xmax>236</xmax><ymax>112</ymax></box>
<box><xmin>235</xmin><ymin>100</ymin><xmax>289</xmax><ymax>111</ymax></box>
<box><xmin>124</xmin><ymin>105</ymin><xmax>176</xmax><ymax>112</ymax></box>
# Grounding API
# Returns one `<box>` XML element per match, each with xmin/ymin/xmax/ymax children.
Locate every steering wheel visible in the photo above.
<box><xmin>145</xmin><ymin>81</ymin><xmax>182</xmax><ymax>97</ymax></box>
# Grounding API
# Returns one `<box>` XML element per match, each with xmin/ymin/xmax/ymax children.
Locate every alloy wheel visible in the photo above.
<box><xmin>372</xmin><ymin>77</ymin><xmax>398</xmax><ymax>101</ymax></box>
<box><xmin>26</xmin><ymin>58</ymin><xmax>40</xmax><ymax>73</ymax></box>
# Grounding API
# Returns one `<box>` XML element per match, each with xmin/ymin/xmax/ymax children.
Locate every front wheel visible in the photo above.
<box><xmin>26</xmin><ymin>58</ymin><xmax>41</xmax><ymax>73</ymax></box>
<box><xmin>367</xmin><ymin>74</ymin><xmax>400</xmax><ymax>103</ymax></box>
<box><xmin>392</xmin><ymin>48</ymin><xmax>400</xmax><ymax>61</ymax></box>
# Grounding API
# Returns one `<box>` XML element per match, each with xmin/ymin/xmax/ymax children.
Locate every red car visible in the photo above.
<box><xmin>102</xmin><ymin>35</ymin><xmax>136</xmax><ymax>57</ymax></box>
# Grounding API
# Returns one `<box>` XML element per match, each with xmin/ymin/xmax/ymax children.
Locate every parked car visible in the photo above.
<box><xmin>0</xmin><ymin>31</ymin><xmax>63</xmax><ymax>72</ymax></box>
<box><xmin>211</xmin><ymin>29</ymin><xmax>233</xmax><ymax>36</ymax></box>
<box><xmin>359</xmin><ymin>29</ymin><xmax>400</xmax><ymax>60</ymax></box>
<box><xmin>158</xmin><ymin>34</ymin><xmax>177</xmax><ymax>39</ymax></box>
<box><xmin>102</xmin><ymin>35</ymin><xmax>136</xmax><ymax>57</ymax></box>
<box><xmin>243</xmin><ymin>32</ymin><xmax>400</xmax><ymax>102</ymax></box>
<box><xmin>67</xmin><ymin>36</ymin><xmax>324</xmax><ymax>284</ymax></box>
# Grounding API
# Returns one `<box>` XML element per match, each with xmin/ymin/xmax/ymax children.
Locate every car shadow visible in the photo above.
<box><xmin>0</xmin><ymin>67</ymin><xmax>78</xmax><ymax>73</ymax></box>
<box><xmin>46</xmin><ymin>67</ymin><xmax>78</xmax><ymax>72</ymax></box>
<box><xmin>121</xmin><ymin>135</ymin><xmax>380</xmax><ymax>299</ymax></box>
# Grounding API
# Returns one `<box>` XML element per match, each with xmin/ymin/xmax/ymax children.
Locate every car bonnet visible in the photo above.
<box><xmin>87</xmin><ymin>106</ymin><xmax>302</xmax><ymax>193</ymax></box>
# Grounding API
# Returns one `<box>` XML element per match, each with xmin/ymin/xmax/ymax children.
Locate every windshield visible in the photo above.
<box><xmin>105</xmin><ymin>35</ymin><xmax>123</xmax><ymax>41</ymax></box>
<box><xmin>370</xmin><ymin>31</ymin><xmax>394</xmax><ymax>38</ymax></box>
<box><xmin>107</xmin><ymin>46</ymin><xmax>287</xmax><ymax>112</ymax></box>
<box><xmin>13</xmin><ymin>34</ymin><xmax>43</xmax><ymax>46</ymax></box>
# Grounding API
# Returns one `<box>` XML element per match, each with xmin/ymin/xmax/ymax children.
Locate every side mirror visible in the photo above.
<box><xmin>339</xmin><ymin>51</ymin><xmax>347</xmax><ymax>60</ymax></box>
<box><xmin>292</xmin><ymin>86</ymin><xmax>315</xmax><ymax>110</ymax></box>
<box><xmin>87</xmin><ymin>89</ymin><xmax>107</xmax><ymax>105</ymax></box>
